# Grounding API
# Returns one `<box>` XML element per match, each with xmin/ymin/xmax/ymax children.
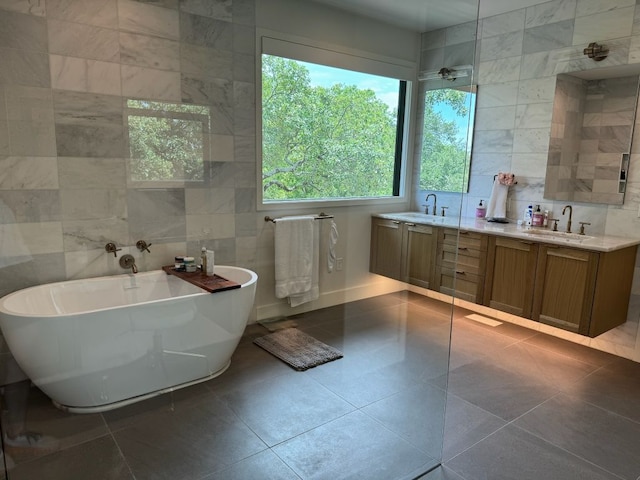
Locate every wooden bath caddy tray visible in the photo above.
<box><xmin>162</xmin><ymin>266</ymin><xmax>241</xmax><ymax>293</ymax></box>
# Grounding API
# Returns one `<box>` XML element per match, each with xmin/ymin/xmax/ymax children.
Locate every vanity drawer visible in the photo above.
<box><xmin>440</xmin><ymin>228</ymin><xmax>487</xmax><ymax>251</ymax></box>
<box><xmin>435</xmin><ymin>266</ymin><xmax>484</xmax><ymax>304</ymax></box>
<box><xmin>437</xmin><ymin>243</ymin><xmax>485</xmax><ymax>275</ymax></box>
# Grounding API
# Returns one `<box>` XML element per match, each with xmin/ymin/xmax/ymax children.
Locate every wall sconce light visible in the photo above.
<box><xmin>418</xmin><ymin>64</ymin><xmax>472</xmax><ymax>82</ymax></box>
<box><xmin>583</xmin><ymin>42</ymin><xmax>608</xmax><ymax>61</ymax></box>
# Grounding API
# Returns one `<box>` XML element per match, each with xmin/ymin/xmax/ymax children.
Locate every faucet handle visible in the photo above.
<box><xmin>105</xmin><ymin>242</ymin><xmax>122</xmax><ymax>257</ymax></box>
<box><xmin>441</xmin><ymin>206</ymin><xmax>448</xmax><ymax>217</ymax></box>
<box><xmin>549</xmin><ymin>219</ymin><xmax>559</xmax><ymax>231</ymax></box>
<box><xmin>136</xmin><ymin>240</ymin><xmax>152</xmax><ymax>253</ymax></box>
<box><xmin>421</xmin><ymin>204</ymin><xmax>429</xmax><ymax>214</ymax></box>
<box><xmin>579</xmin><ymin>222</ymin><xmax>591</xmax><ymax>235</ymax></box>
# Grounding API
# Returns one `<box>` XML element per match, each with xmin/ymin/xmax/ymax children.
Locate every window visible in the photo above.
<box><xmin>259</xmin><ymin>36</ymin><xmax>414</xmax><ymax>204</ymax></box>
<box><xmin>125</xmin><ymin>100</ymin><xmax>211</xmax><ymax>184</ymax></box>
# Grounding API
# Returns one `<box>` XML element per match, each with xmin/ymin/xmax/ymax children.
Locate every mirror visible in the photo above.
<box><xmin>419</xmin><ymin>85</ymin><xmax>476</xmax><ymax>193</ymax></box>
<box><xmin>544</xmin><ymin>73</ymin><xmax>640</xmax><ymax>205</ymax></box>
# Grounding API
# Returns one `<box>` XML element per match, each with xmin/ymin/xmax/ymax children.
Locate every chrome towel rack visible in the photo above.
<box><xmin>264</xmin><ymin>212</ymin><xmax>333</xmax><ymax>223</ymax></box>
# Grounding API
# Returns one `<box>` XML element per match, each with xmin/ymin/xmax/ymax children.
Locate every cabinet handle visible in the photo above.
<box><xmin>458</xmin><ymin>247</ymin><xmax>468</xmax><ymax>251</ymax></box>
<box><xmin>455</xmin><ymin>270</ymin><xmax>466</xmax><ymax>275</ymax></box>
<box><xmin>391</xmin><ymin>221</ymin><xmax>400</xmax><ymax>224</ymax></box>
<box><xmin>519</xmin><ymin>241</ymin><xmax>534</xmax><ymax>245</ymax></box>
<box><xmin>406</xmin><ymin>223</ymin><xmax>416</xmax><ymax>226</ymax></box>
<box><xmin>459</xmin><ymin>231</ymin><xmax>469</xmax><ymax>235</ymax></box>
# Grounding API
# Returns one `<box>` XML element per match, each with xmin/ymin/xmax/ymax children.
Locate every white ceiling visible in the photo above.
<box><xmin>311</xmin><ymin>0</ymin><xmax>551</xmax><ymax>32</ymax></box>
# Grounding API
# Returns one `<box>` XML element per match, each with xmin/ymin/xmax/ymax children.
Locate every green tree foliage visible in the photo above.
<box><xmin>262</xmin><ymin>55</ymin><xmax>398</xmax><ymax>200</ymax></box>
<box><xmin>419</xmin><ymin>88</ymin><xmax>474</xmax><ymax>192</ymax></box>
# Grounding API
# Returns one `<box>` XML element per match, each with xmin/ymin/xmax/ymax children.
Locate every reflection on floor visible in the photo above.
<box><xmin>3</xmin><ymin>291</ymin><xmax>640</xmax><ymax>480</ymax></box>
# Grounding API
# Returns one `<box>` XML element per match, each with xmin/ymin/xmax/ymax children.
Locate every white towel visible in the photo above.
<box><xmin>327</xmin><ymin>220</ymin><xmax>339</xmax><ymax>273</ymax></box>
<box><xmin>485</xmin><ymin>178</ymin><xmax>509</xmax><ymax>219</ymax></box>
<box><xmin>289</xmin><ymin>223</ymin><xmax>319</xmax><ymax>307</ymax></box>
<box><xmin>274</xmin><ymin>216</ymin><xmax>318</xmax><ymax>306</ymax></box>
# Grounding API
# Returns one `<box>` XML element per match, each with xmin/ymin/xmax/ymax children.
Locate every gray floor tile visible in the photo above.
<box><xmin>202</xmin><ymin>450</ymin><xmax>301</xmax><ymax>480</ymax></box>
<box><xmin>218</xmin><ymin>373</ymin><xmax>355</xmax><ymax>446</ymax></box>
<box><xmin>112</xmin><ymin>395</ymin><xmax>267</xmax><ymax>480</ymax></box>
<box><xmin>446</xmin><ymin>424</ymin><xmax>622</xmax><ymax>480</ymax></box>
<box><xmin>416</xmin><ymin>465</ymin><xmax>465</xmax><ymax>480</ymax></box>
<box><xmin>273</xmin><ymin>410</ymin><xmax>438</xmax><ymax>480</ymax></box>
<box><xmin>524</xmin><ymin>333</ymin><xmax>618</xmax><ymax>367</ymax></box>
<box><xmin>514</xmin><ymin>393</ymin><xmax>640</xmax><ymax>480</ymax></box>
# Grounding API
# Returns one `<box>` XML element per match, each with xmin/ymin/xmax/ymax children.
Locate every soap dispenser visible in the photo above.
<box><xmin>532</xmin><ymin>205</ymin><xmax>544</xmax><ymax>227</ymax></box>
<box><xmin>475</xmin><ymin>200</ymin><xmax>486</xmax><ymax>219</ymax></box>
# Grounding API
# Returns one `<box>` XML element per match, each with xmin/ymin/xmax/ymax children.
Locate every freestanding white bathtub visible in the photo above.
<box><xmin>0</xmin><ymin>266</ymin><xmax>257</xmax><ymax>413</ymax></box>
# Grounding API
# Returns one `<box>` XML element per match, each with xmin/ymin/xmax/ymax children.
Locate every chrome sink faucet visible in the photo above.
<box><xmin>562</xmin><ymin>205</ymin><xmax>573</xmax><ymax>233</ymax></box>
<box><xmin>425</xmin><ymin>193</ymin><xmax>437</xmax><ymax>215</ymax></box>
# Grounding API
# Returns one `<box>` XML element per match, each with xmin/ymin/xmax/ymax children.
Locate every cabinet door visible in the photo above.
<box><xmin>369</xmin><ymin>218</ymin><xmax>402</xmax><ymax>280</ymax></box>
<box><xmin>402</xmin><ymin>223</ymin><xmax>436</xmax><ymax>288</ymax></box>
<box><xmin>483</xmin><ymin>236</ymin><xmax>538</xmax><ymax>317</ymax></box>
<box><xmin>532</xmin><ymin>245</ymin><xmax>598</xmax><ymax>335</ymax></box>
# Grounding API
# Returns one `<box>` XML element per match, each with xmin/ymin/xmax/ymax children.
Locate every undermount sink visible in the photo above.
<box><xmin>388</xmin><ymin>212</ymin><xmax>453</xmax><ymax>224</ymax></box>
<box><xmin>523</xmin><ymin>228</ymin><xmax>594</xmax><ymax>243</ymax></box>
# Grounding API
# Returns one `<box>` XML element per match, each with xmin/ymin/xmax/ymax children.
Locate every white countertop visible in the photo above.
<box><xmin>374</xmin><ymin>212</ymin><xmax>640</xmax><ymax>252</ymax></box>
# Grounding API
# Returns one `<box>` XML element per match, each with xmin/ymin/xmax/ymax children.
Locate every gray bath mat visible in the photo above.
<box><xmin>253</xmin><ymin>328</ymin><xmax>343</xmax><ymax>371</ymax></box>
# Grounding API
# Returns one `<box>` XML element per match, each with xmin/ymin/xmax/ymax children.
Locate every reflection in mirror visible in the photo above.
<box><xmin>419</xmin><ymin>86</ymin><xmax>476</xmax><ymax>193</ymax></box>
<box><xmin>544</xmin><ymin>74</ymin><xmax>640</xmax><ymax>205</ymax></box>
<box><xmin>125</xmin><ymin>100</ymin><xmax>211</xmax><ymax>184</ymax></box>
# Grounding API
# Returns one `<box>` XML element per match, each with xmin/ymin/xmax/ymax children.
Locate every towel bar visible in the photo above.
<box><xmin>265</xmin><ymin>212</ymin><xmax>334</xmax><ymax>223</ymax></box>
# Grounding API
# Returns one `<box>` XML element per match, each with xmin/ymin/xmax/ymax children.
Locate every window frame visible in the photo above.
<box><xmin>256</xmin><ymin>30</ymin><xmax>417</xmax><ymax>210</ymax></box>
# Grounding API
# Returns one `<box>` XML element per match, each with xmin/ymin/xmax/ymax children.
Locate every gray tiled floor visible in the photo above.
<box><xmin>3</xmin><ymin>291</ymin><xmax>640</xmax><ymax>480</ymax></box>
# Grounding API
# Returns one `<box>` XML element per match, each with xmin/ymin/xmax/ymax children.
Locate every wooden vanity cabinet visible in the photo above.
<box><xmin>435</xmin><ymin>229</ymin><xmax>487</xmax><ymax>303</ymax></box>
<box><xmin>483</xmin><ymin>236</ymin><xmax>539</xmax><ymax>317</ymax></box>
<box><xmin>369</xmin><ymin>217</ymin><xmax>437</xmax><ymax>288</ymax></box>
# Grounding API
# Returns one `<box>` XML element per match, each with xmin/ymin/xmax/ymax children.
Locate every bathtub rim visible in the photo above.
<box><xmin>0</xmin><ymin>265</ymin><xmax>258</xmax><ymax>318</ymax></box>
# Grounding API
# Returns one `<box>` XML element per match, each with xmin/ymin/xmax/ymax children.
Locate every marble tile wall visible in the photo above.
<box><xmin>0</xmin><ymin>0</ymin><xmax>256</xmax><ymax>296</ymax></box>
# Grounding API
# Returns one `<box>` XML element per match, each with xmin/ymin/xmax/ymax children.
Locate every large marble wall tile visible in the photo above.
<box><xmin>63</xmin><ymin>218</ymin><xmax>129</xmax><ymax>251</ymax></box>
<box><xmin>478</xmin><ymin>56</ymin><xmax>522</xmax><ymax>84</ymax></box>
<box><xmin>209</xmin><ymin>161</ymin><xmax>236</xmax><ymax>187</ymax></box>
<box><xmin>0</xmin><ymin>156</ymin><xmax>58</xmax><ymax>189</ymax></box>
<box><xmin>233</xmin><ymin>23</ymin><xmax>255</xmax><ymax>55</ymax></box>
<box><xmin>18</xmin><ymin>221</ymin><xmax>64</xmax><ymax>254</ymax></box>
<box><xmin>523</xmin><ymin>20</ymin><xmax>574</xmax><ymax>55</ymax></box>
<box><xmin>575</xmin><ymin>0</ymin><xmax>635</xmax><ymax>17</ymax></box>
<box><xmin>233</xmin><ymin>52</ymin><xmax>255</xmax><ymax>82</ymax></box>
<box><xmin>179</xmin><ymin>43</ymin><xmax>232</xmax><ymax>79</ymax></box>
<box><xmin>469</xmin><ymin>153</ymin><xmax>511</xmax><ymax>176</ymax></box>
<box><xmin>234</xmin><ymin>135</ymin><xmax>255</xmax><ymax>163</ymax></box>
<box><xmin>446</xmin><ymin>21</ymin><xmax>477</xmax><ymax>46</ymax></box>
<box><xmin>210</xmin><ymin>134</ymin><xmax>234</xmax><ymax>161</ymax></box>
<box><xmin>232</xmin><ymin>0</ymin><xmax>256</xmax><ymax>27</ymax></box>
<box><xmin>475</xmin><ymin>106</ymin><xmax>517</xmax><ymax>130</ymax></box>
<box><xmin>0</xmin><ymin>9</ymin><xmax>46</xmax><ymax>51</ymax></box>
<box><xmin>481</xmin><ymin>9</ymin><xmax>526</xmax><ymax>38</ymax></box>
<box><xmin>476</xmin><ymin>81</ymin><xmax>519</xmax><ymax>108</ymax></box>
<box><xmin>119</xmin><ymin>32</ymin><xmax>180</xmax><ymax>71</ymax></box>
<box><xmin>512</xmin><ymin>153</ymin><xmax>549</xmax><ymax>177</ymax></box>
<box><xmin>64</xmin><ymin>247</ymin><xmax>132</xmax><ymax>280</ymax></box>
<box><xmin>186</xmin><ymin>213</ymin><xmax>235</xmax><ymax>240</ymax></box>
<box><xmin>180</xmin><ymin>12</ymin><xmax>233</xmax><ymax>50</ymax></box>
<box><xmin>420</xmin><ymin>48</ymin><xmax>445</xmax><ymax>74</ymax></box>
<box><xmin>48</xmin><ymin>19</ymin><xmax>120</xmax><ymax>62</ymax></box>
<box><xmin>0</xmin><ymin>190</ymin><xmax>60</xmax><ymax>222</ymax></box>
<box><xmin>5</xmin><ymin>85</ymin><xmax>56</xmax><ymax>156</ymax></box>
<box><xmin>574</xmin><ymin>7</ymin><xmax>635</xmax><ymax>44</ymax></box>
<box><xmin>235</xmin><ymin>235</ymin><xmax>256</xmax><ymax>267</ymax></box>
<box><xmin>185</xmin><ymin>187</ymin><xmax>234</xmax><ymax>214</ymax></box>
<box><xmin>121</xmin><ymin>65</ymin><xmax>181</xmax><ymax>101</ymax></box>
<box><xmin>480</xmin><ymin>30</ymin><xmax>523</xmax><ymax>62</ymax></box>
<box><xmin>235</xmin><ymin>212</ymin><xmax>257</xmax><ymax>237</ymax></box>
<box><xmin>519</xmin><ymin>50</ymin><xmax>564</xmax><ymax>80</ymax></box>
<box><xmin>517</xmin><ymin>77</ymin><xmax>557</xmax><ymax>104</ymax></box>
<box><xmin>634</xmin><ymin>3</ymin><xmax>640</xmax><ymax>36</ymax></box>
<box><xmin>54</xmin><ymin>91</ymin><xmax>124</xmax><ymax>158</ymax></box>
<box><xmin>234</xmin><ymin>162</ymin><xmax>255</xmax><ymax>188</ymax></box>
<box><xmin>180</xmin><ymin>0</ymin><xmax>232</xmax><ymax>21</ymax></box>
<box><xmin>0</xmin><ymin>253</ymin><xmax>66</xmax><ymax>297</ymax></box>
<box><xmin>50</xmin><ymin>55</ymin><xmax>121</xmax><ymax>96</ymax></box>
<box><xmin>513</xmin><ymin>128</ymin><xmax>551</xmax><ymax>153</ymax></box>
<box><xmin>0</xmin><ymin>48</ymin><xmax>50</xmax><ymax>87</ymax></box>
<box><xmin>118</xmin><ymin>0</ymin><xmax>179</xmax><ymax>40</ymax></box>
<box><xmin>127</xmin><ymin>188</ymin><xmax>185</xmax><ymax>221</ymax></box>
<box><xmin>128</xmin><ymin>218</ymin><xmax>186</xmax><ymax>244</ymax></box>
<box><xmin>444</xmin><ymin>41</ymin><xmax>476</xmax><ymax>67</ymax></box>
<box><xmin>234</xmin><ymin>188</ymin><xmax>255</xmax><ymax>213</ymax></box>
<box><xmin>0</xmin><ymin>88</ymin><xmax>7</xmax><ymax>155</ymax></box>
<box><xmin>526</xmin><ymin>0</ymin><xmax>576</xmax><ymax>28</ymax></box>
<box><xmin>181</xmin><ymin>75</ymin><xmax>234</xmax><ymax>133</ymax></box>
<box><xmin>0</xmin><ymin>0</ymin><xmax>45</xmax><ymax>16</ymax></box>
<box><xmin>233</xmin><ymin>80</ymin><xmax>254</xmax><ymax>137</ymax></box>
<box><xmin>58</xmin><ymin>157</ymin><xmax>126</xmax><ymax>189</ymax></box>
<box><xmin>60</xmin><ymin>189</ymin><xmax>127</xmax><ymax>221</ymax></box>
<box><xmin>472</xmin><ymin>130</ymin><xmax>514</xmax><ymax>153</ymax></box>
<box><xmin>47</xmin><ymin>0</ymin><xmax>118</xmax><ymax>28</ymax></box>
<box><xmin>516</xmin><ymin>103</ymin><xmax>554</xmax><ymax>129</ymax></box>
